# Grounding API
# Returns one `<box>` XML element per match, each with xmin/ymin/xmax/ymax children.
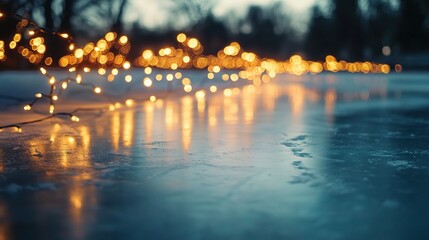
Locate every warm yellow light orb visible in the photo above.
<box><xmin>142</xmin><ymin>50</ymin><xmax>153</xmax><ymax>59</ymax></box>
<box><xmin>143</xmin><ymin>77</ymin><xmax>153</xmax><ymax>87</ymax></box>
<box><xmin>188</xmin><ymin>38</ymin><xmax>198</xmax><ymax>48</ymax></box>
<box><xmin>125</xmin><ymin>99</ymin><xmax>135</xmax><ymax>107</ymax></box>
<box><xmin>184</xmin><ymin>85</ymin><xmax>192</xmax><ymax>92</ymax></box>
<box><xmin>125</xmin><ymin>75</ymin><xmax>133</xmax><ymax>82</ymax></box>
<box><xmin>210</xmin><ymin>86</ymin><xmax>217</xmax><ymax>93</ymax></box>
<box><xmin>144</xmin><ymin>67</ymin><xmax>152</xmax><ymax>75</ymax></box>
<box><xmin>119</xmin><ymin>35</ymin><xmax>128</xmax><ymax>45</ymax></box>
<box><xmin>177</xmin><ymin>33</ymin><xmax>186</xmax><ymax>43</ymax></box>
<box><xmin>94</xmin><ymin>87</ymin><xmax>102</xmax><ymax>94</ymax></box>
<box><xmin>182</xmin><ymin>78</ymin><xmax>191</xmax><ymax>85</ymax></box>
<box><xmin>123</xmin><ymin>61</ymin><xmax>131</xmax><ymax>69</ymax></box>
<box><xmin>183</xmin><ymin>56</ymin><xmax>190</xmax><ymax>63</ymax></box>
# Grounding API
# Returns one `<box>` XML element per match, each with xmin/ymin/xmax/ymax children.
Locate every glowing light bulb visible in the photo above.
<box><xmin>71</xmin><ymin>115</ymin><xmax>79</xmax><ymax>122</ymax></box>
<box><xmin>40</xmin><ymin>67</ymin><xmax>47</xmax><ymax>75</ymax></box>
<box><xmin>125</xmin><ymin>99</ymin><xmax>134</xmax><ymax>107</ymax></box>
<box><xmin>213</xmin><ymin>66</ymin><xmax>221</xmax><ymax>73</ymax></box>
<box><xmin>207</xmin><ymin>73</ymin><xmax>214</xmax><ymax>79</ymax></box>
<box><xmin>144</xmin><ymin>67</ymin><xmax>152</xmax><ymax>75</ymax></box>
<box><xmin>164</xmin><ymin>48</ymin><xmax>172</xmax><ymax>55</ymax></box>
<box><xmin>183</xmin><ymin>56</ymin><xmax>190</xmax><ymax>63</ymax></box>
<box><xmin>35</xmin><ymin>93</ymin><xmax>42</xmax><ymax>98</ymax></box>
<box><xmin>123</xmin><ymin>61</ymin><xmax>131</xmax><ymax>69</ymax></box>
<box><xmin>49</xmin><ymin>76</ymin><xmax>56</xmax><ymax>85</ymax></box>
<box><xmin>24</xmin><ymin>105</ymin><xmax>31</xmax><ymax>111</ymax></box>
<box><xmin>142</xmin><ymin>50</ymin><xmax>153</xmax><ymax>59</ymax></box>
<box><xmin>60</xmin><ymin>33</ymin><xmax>69</xmax><ymax>38</ymax></box>
<box><xmin>94</xmin><ymin>87</ymin><xmax>101</xmax><ymax>94</ymax></box>
<box><xmin>188</xmin><ymin>38</ymin><xmax>198</xmax><ymax>48</ymax></box>
<box><xmin>175</xmin><ymin>72</ymin><xmax>182</xmax><ymax>79</ymax></box>
<box><xmin>182</xmin><ymin>78</ymin><xmax>191</xmax><ymax>85</ymax></box>
<box><xmin>150</xmin><ymin>95</ymin><xmax>157</xmax><ymax>102</ymax></box>
<box><xmin>62</xmin><ymin>82</ymin><xmax>68</xmax><ymax>89</ymax></box>
<box><xmin>98</xmin><ymin>68</ymin><xmax>106</xmax><ymax>75</ymax></box>
<box><xmin>210</xmin><ymin>86</ymin><xmax>217</xmax><ymax>93</ymax></box>
<box><xmin>119</xmin><ymin>36</ymin><xmax>128</xmax><ymax>45</ymax></box>
<box><xmin>166</xmin><ymin>74</ymin><xmax>173</xmax><ymax>81</ymax></box>
<box><xmin>52</xmin><ymin>95</ymin><xmax>58</xmax><ymax>101</ymax></box>
<box><xmin>177</xmin><ymin>33</ymin><xmax>186</xmax><ymax>43</ymax></box>
<box><xmin>184</xmin><ymin>85</ymin><xmax>192</xmax><ymax>92</ymax></box>
<box><xmin>49</xmin><ymin>105</ymin><xmax>55</xmax><ymax>114</ymax></box>
<box><xmin>76</xmin><ymin>74</ymin><xmax>82</xmax><ymax>84</ymax></box>
<box><xmin>125</xmin><ymin>75</ymin><xmax>132</xmax><ymax>82</ymax></box>
<box><xmin>143</xmin><ymin>77</ymin><xmax>152</xmax><ymax>87</ymax></box>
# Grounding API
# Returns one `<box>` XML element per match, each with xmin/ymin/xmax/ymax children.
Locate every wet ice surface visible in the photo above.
<box><xmin>1</xmin><ymin>72</ymin><xmax>429</xmax><ymax>239</ymax></box>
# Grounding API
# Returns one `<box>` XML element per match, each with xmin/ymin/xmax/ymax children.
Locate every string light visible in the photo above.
<box><xmin>49</xmin><ymin>76</ymin><xmax>56</xmax><ymax>84</ymax></box>
<box><xmin>94</xmin><ymin>87</ymin><xmax>102</xmax><ymax>94</ymax></box>
<box><xmin>143</xmin><ymin>77</ymin><xmax>152</xmax><ymax>87</ymax></box>
<box><xmin>0</xmin><ymin>12</ymin><xmax>401</xmax><ymax>132</ymax></box>
<box><xmin>71</xmin><ymin>115</ymin><xmax>79</xmax><ymax>122</ymax></box>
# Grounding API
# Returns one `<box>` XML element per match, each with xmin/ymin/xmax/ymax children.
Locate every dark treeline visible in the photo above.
<box><xmin>306</xmin><ymin>0</ymin><xmax>429</xmax><ymax>61</ymax></box>
<box><xmin>1</xmin><ymin>0</ymin><xmax>429</xmax><ymax>68</ymax></box>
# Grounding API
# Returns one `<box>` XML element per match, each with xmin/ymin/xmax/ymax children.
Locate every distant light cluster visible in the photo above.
<box><xmin>0</xmin><ymin>11</ymin><xmax>401</xmax><ymax>132</ymax></box>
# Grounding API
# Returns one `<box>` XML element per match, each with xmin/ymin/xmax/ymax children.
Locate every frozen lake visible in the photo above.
<box><xmin>0</xmin><ymin>71</ymin><xmax>429</xmax><ymax>239</ymax></box>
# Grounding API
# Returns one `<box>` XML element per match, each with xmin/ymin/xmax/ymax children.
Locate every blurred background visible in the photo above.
<box><xmin>0</xmin><ymin>0</ymin><xmax>428</xmax><ymax>69</ymax></box>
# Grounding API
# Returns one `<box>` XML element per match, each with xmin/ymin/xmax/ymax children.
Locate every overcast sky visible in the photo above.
<box><xmin>125</xmin><ymin>0</ymin><xmax>319</xmax><ymax>31</ymax></box>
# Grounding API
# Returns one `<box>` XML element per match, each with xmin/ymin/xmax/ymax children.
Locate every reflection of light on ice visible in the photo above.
<box><xmin>143</xmin><ymin>102</ymin><xmax>154</xmax><ymax>143</ymax></box>
<box><xmin>196</xmin><ymin>92</ymin><xmax>206</xmax><ymax>117</ymax></box>
<box><xmin>325</xmin><ymin>89</ymin><xmax>337</xmax><ymax>123</ymax></box>
<box><xmin>288</xmin><ymin>84</ymin><xmax>305</xmax><ymax>118</ymax></box>
<box><xmin>0</xmin><ymin>149</ymin><xmax>3</xmax><ymax>172</ymax></box>
<box><xmin>165</xmin><ymin>102</ymin><xmax>176</xmax><ymax>130</ymax></box>
<box><xmin>70</xmin><ymin>190</ymin><xmax>83</xmax><ymax>209</ymax></box>
<box><xmin>208</xmin><ymin>103</ymin><xmax>219</xmax><ymax>127</ymax></box>
<box><xmin>242</xmin><ymin>85</ymin><xmax>255</xmax><ymax>124</ymax></box>
<box><xmin>111</xmin><ymin>111</ymin><xmax>120</xmax><ymax>151</ymax></box>
<box><xmin>223</xmin><ymin>97</ymin><xmax>239</xmax><ymax>124</ymax></box>
<box><xmin>17</xmin><ymin>78</ymin><xmax>387</xmax><ymax>157</ymax></box>
<box><xmin>68</xmin><ymin>173</ymin><xmax>97</xmax><ymax>239</ymax></box>
<box><xmin>123</xmin><ymin>110</ymin><xmax>134</xmax><ymax>148</ymax></box>
<box><xmin>181</xmin><ymin>96</ymin><xmax>193</xmax><ymax>152</ymax></box>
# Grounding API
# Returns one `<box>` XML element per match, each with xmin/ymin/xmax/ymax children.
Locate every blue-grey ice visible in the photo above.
<box><xmin>0</xmin><ymin>71</ymin><xmax>428</xmax><ymax>239</ymax></box>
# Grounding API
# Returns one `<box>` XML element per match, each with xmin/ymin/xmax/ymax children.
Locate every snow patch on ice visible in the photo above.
<box><xmin>281</xmin><ymin>134</ymin><xmax>312</xmax><ymax>158</ymax></box>
<box><xmin>386</xmin><ymin>160</ymin><xmax>417</xmax><ymax>170</ymax></box>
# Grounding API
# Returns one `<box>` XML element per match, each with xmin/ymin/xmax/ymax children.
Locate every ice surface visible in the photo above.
<box><xmin>1</xmin><ymin>71</ymin><xmax>429</xmax><ymax>239</ymax></box>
